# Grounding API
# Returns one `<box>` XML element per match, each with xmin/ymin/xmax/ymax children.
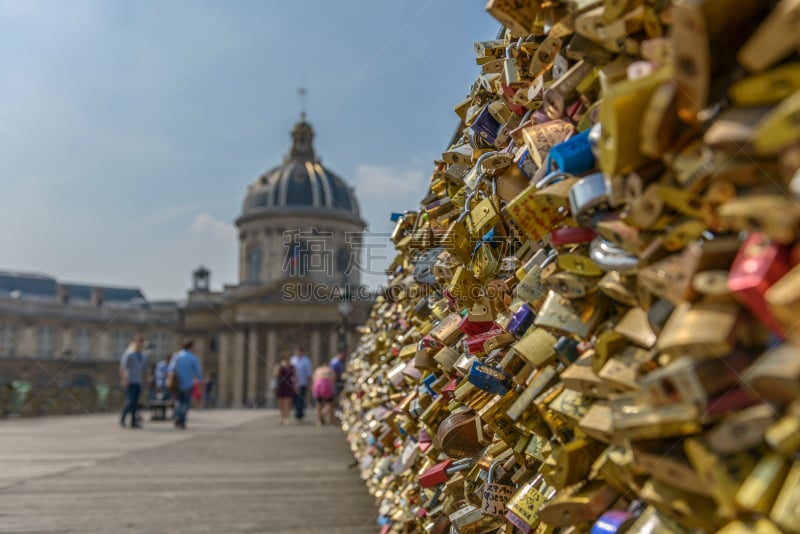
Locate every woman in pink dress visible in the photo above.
<box><xmin>311</xmin><ymin>363</ymin><xmax>336</xmax><ymax>426</ymax></box>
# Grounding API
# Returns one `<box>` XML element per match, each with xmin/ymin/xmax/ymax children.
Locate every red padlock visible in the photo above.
<box><xmin>419</xmin><ymin>459</ymin><xmax>454</xmax><ymax>488</ymax></box>
<box><xmin>441</xmin><ymin>379</ymin><xmax>458</xmax><ymax>402</ymax></box>
<box><xmin>728</xmin><ymin>232</ymin><xmax>790</xmax><ymax>335</ymax></box>
<box><xmin>458</xmin><ymin>315</ymin><xmax>497</xmax><ymax>336</ymax></box>
<box><xmin>549</xmin><ymin>226</ymin><xmax>596</xmax><ymax>246</ymax></box>
<box><xmin>462</xmin><ymin>328</ymin><xmax>506</xmax><ymax>356</ymax></box>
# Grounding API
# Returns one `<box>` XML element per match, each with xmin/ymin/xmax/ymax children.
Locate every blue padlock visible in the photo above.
<box><xmin>470</xmin><ymin>104</ymin><xmax>502</xmax><ymax>145</ymax></box>
<box><xmin>554</xmin><ymin>336</ymin><xmax>580</xmax><ymax>365</ymax></box>
<box><xmin>507</xmin><ymin>303</ymin><xmax>536</xmax><ymax>337</ymax></box>
<box><xmin>517</xmin><ymin>148</ymin><xmax>537</xmax><ymax>179</ymax></box>
<box><xmin>467</xmin><ymin>360</ymin><xmax>512</xmax><ymax>396</ymax></box>
<box><xmin>546</xmin><ymin>129</ymin><xmax>595</xmax><ymax>175</ymax></box>
<box><xmin>421</xmin><ymin>373</ymin><xmax>438</xmax><ymax>398</ymax></box>
<box><xmin>590</xmin><ymin>509</ymin><xmax>635</xmax><ymax>534</ymax></box>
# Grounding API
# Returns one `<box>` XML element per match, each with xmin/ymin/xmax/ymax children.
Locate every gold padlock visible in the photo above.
<box><xmin>771</xmin><ymin>460</ymin><xmax>800</xmax><ymax>534</ymax></box>
<box><xmin>735</xmin><ymin>452</ymin><xmax>790</xmax><ymax>515</ymax></box>
<box><xmin>534</xmin><ymin>290</ymin><xmax>607</xmax><ymax>339</ymax></box>
<box><xmin>655</xmin><ymin>302</ymin><xmax>738</xmax><ymax>358</ymax></box>
<box><xmin>537</xmin><ymin>481</ymin><xmax>618</xmax><ymax>528</ymax></box>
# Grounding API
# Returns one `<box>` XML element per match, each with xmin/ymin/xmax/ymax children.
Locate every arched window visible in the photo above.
<box><xmin>246</xmin><ymin>246</ymin><xmax>262</xmax><ymax>284</ymax></box>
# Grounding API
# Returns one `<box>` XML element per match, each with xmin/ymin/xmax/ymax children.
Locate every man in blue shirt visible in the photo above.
<box><xmin>290</xmin><ymin>346</ymin><xmax>312</xmax><ymax>421</ymax></box>
<box><xmin>167</xmin><ymin>339</ymin><xmax>202</xmax><ymax>430</ymax></box>
<box><xmin>154</xmin><ymin>354</ymin><xmax>171</xmax><ymax>400</ymax></box>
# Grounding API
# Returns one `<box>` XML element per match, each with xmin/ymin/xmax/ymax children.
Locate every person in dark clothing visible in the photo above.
<box><xmin>274</xmin><ymin>353</ymin><xmax>296</xmax><ymax>425</ymax></box>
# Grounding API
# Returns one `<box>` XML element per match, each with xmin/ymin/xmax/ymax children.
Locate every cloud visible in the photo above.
<box><xmin>353</xmin><ymin>164</ymin><xmax>428</xmax><ymax>200</ymax></box>
<box><xmin>190</xmin><ymin>212</ymin><xmax>236</xmax><ymax>242</ymax></box>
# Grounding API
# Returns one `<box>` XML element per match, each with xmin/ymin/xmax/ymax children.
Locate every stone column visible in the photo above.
<box><xmin>247</xmin><ymin>326</ymin><xmax>259</xmax><ymax>407</ymax></box>
<box><xmin>218</xmin><ymin>332</ymin><xmax>230</xmax><ymax>407</ymax></box>
<box><xmin>194</xmin><ymin>336</ymin><xmax>208</xmax><ymax>374</ymax></box>
<box><xmin>231</xmin><ymin>329</ymin><xmax>245</xmax><ymax>407</ymax></box>
<box><xmin>311</xmin><ymin>328</ymin><xmax>321</xmax><ymax>368</ymax></box>
<box><xmin>266</xmin><ymin>327</ymin><xmax>277</xmax><ymax>409</ymax></box>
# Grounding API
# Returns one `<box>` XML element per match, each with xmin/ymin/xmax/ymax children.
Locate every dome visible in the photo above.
<box><xmin>239</xmin><ymin>115</ymin><xmax>362</xmax><ymax>223</ymax></box>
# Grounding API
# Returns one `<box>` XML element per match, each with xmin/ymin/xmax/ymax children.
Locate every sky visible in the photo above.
<box><xmin>0</xmin><ymin>1</ymin><xmax>500</xmax><ymax>300</ymax></box>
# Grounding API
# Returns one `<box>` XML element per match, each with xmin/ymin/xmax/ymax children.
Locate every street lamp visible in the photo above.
<box><xmin>337</xmin><ymin>298</ymin><xmax>352</xmax><ymax>356</ymax></box>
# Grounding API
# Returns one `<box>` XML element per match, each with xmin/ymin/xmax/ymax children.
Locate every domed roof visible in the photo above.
<box><xmin>240</xmin><ymin>115</ymin><xmax>362</xmax><ymax>224</ymax></box>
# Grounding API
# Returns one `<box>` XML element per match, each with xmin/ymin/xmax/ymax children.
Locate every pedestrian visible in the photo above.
<box><xmin>289</xmin><ymin>346</ymin><xmax>312</xmax><ymax>421</ymax></box>
<box><xmin>119</xmin><ymin>336</ymin><xmax>147</xmax><ymax>429</ymax></box>
<box><xmin>311</xmin><ymin>362</ymin><xmax>336</xmax><ymax>425</ymax></box>
<box><xmin>330</xmin><ymin>350</ymin><xmax>346</xmax><ymax>404</ymax></box>
<box><xmin>167</xmin><ymin>339</ymin><xmax>202</xmax><ymax>430</ymax></box>
<box><xmin>154</xmin><ymin>353</ymin><xmax>172</xmax><ymax>401</ymax></box>
<box><xmin>191</xmin><ymin>380</ymin><xmax>203</xmax><ymax>409</ymax></box>
<box><xmin>274</xmin><ymin>353</ymin><xmax>295</xmax><ymax>425</ymax></box>
<box><xmin>204</xmin><ymin>372</ymin><xmax>216</xmax><ymax>408</ymax></box>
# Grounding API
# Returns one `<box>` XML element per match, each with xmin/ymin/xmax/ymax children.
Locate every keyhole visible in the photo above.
<box><xmin>678</xmin><ymin>56</ymin><xmax>697</xmax><ymax>76</ymax></box>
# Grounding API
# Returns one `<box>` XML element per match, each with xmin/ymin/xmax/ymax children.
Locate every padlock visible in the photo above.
<box><xmin>655</xmin><ymin>301</ymin><xmax>738</xmax><ymax>359</ymax></box>
<box><xmin>568</xmin><ymin>172</ymin><xmax>610</xmax><ymax>225</ymax></box>
<box><xmin>706</xmin><ymin>403</ymin><xmax>778</xmax><ymax>454</ymax></box>
<box><xmin>545</xmin><ymin>129</ymin><xmax>595</xmax><ymax>175</ymax></box>
<box><xmin>534</xmin><ymin>290</ymin><xmax>606</xmax><ymax>339</ymax></box>
<box><xmin>630</xmin><ymin>443</ymin><xmax>710</xmax><ymax>497</ymax></box>
<box><xmin>467</xmin><ymin>359</ymin><xmax>513</xmax><ymax>396</ymax></box>
<box><xmin>766</xmin><ymin>263</ymin><xmax>800</xmax><ymax>342</ymax></box>
<box><xmin>515</xmin><ymin>249</ymin><xmax>558</xmax><ymax>305</ymax></box>
<box><xmin>538</xmin><ymin>481</ymin><xmax>619</xmax><ymax>528</ymax></box>
<box><xmin>505</xmin><ymin>474</ymin><xmax>554</xmax><ymax>534</ymax></box>
<box><xmin>521</xmin><ymin>119</ymin><xmax>576</xmax><ymax>169</ymax></box>
<box><xmin>420</xmin><ymin>459</ymin><xmax>454</xmax><ymax>488</ymax></box>
<box><xmin>639</xmin><ymin>478</ymin><xmax>718</xmax><ymax>532</ymax></box>
<box><xmin>481</xmin><ymin>459</ymin><xmax>515</xmax><ymax>518</ymax></box>
<box><xmin>598</xmin><ymin>345</ymin><xmax>654</xmax><ymax>392</ymax></box>
<box><xmin>462</xmin><ymin>329</ymin><xmax>505</xmax><ymax>357</ymax></box>
<box><xmin>506</xmin><ymin>365</ymin><xmax>558</xmax><ymax>423</ymax></box>
<box><xmin>638</xmin><ymin>350</ymin><xmax>751</xmax><ymax>409</ymax></box>
<box><xmin>735</xmin><ymin>452</ymin><xmax>790</xmax><ymax>515</ymax></box>
<box><xmin>741</xmin><ymin>343</ymin><xmax>800</xmax><ymax>405</ymax></box>
<box><xmin>598</xmin><ymin>67</ymin><xmax>671</xmax><ymax>174</ymax></box>
<box><xmin>728</xmin><ymin>232</ymin><xmax>790</xmax><ymax>335</ymax></box>
<box><xmin>717</xmin><ymin>519</ymin><xmax>784</xmax><ymax>534</ymax></box>
<box><xmin>611</xmin><ymin>395</ymin><xmax>702</xmax><ymax>440</ymax></box>
<box><xmin>437</xmin><ymin>409</ymin><xmax>488</xmax><ymax>460</ymax></box>
<box><xmin>541</xmin><ymin>437</ymin><xmax>605</xmax><ymax>489</ymax></box>
<box><xmin>543</xmin><ymin>60</ymin><xmax>595</xmax><ymax>120</ymax></box>
<box><xmin>770</xmin><ymin>460</ymin><xmax>800</xmax><ymax>534</ymax></box>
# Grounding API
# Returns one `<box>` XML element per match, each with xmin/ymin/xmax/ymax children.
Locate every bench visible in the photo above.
<box><xmin>147</xmin><ymin>396</ymin><xmax>173</xmax><ymax>421</ymax></box>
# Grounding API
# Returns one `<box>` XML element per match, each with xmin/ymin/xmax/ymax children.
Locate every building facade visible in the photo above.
<box><xmin>0</xmin><ymin>116</ymin><xmax>371</xmax><ymax>407</ymax></box>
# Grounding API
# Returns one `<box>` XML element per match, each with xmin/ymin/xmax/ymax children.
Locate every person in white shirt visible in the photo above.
<box><xmin>289</xmin><ymin>346</ymin><xmax>312</xmax><ymax>421</ymax></box>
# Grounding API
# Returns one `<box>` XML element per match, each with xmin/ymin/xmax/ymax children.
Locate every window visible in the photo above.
<box><xmin>37</xmin><ymin>325</ymin><xmax>54</xmax><ymax>358</ymax></box>
<box><xmin>246</xmin><ymin>246</ymin><xmax>262</xmax><ymax>283</ymax></box>
<box><xmin>151</xmin><ymin>330</ymin><xmax>170</xmax><ymax>359</ymax></box>
<box><xmin>0</xmin><ymin>323</ymin><xmax>16</xmax><ymax>356</ymax></box>
<box><xmin>112</xmin><ymin>330</ymin><xmax>131</xmax><ymax>359</ymax></box>
<box><xmin>74</xmin><ymin>328</ymin><xmax>94</xmax><ymax>359</ymax></box>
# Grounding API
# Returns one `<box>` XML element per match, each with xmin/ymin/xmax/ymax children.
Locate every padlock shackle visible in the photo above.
<box><xmin>470</xmin><ymin>151</ymin><xmax>497</xmax><ymax>189</ymax></box>
<box><xmin>505</xmin><ymin>37</ymin><xmax>524</xmax><ymax>59</ymax></box>
<box><xmin>487</xmin><ymin>458</ymin><xmax>504</xmax><ymax>483</ymax></box>
<box><xmin>536</xmin><ymin>170</ymin><xmax>574</xmax><ymax>190</ymax></box>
